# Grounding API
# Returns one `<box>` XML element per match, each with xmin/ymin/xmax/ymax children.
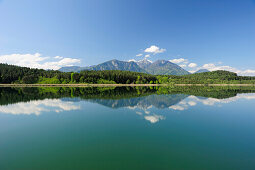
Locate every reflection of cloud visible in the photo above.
<box><xmin>188</xmin><ymin>101</ymin><xmax>197</xmax><ymax>106</ymax></box>
<box><xmin>136</xmin><ymin>111</ymin><xmax>143</xmax><ymax>115</ymax></box>
<box><xmin>169</xmin><ymin>105</ymin><xmax>186</xmax><ymax>111</ymax></box>
<box><xmin>0</xmin><ymin>99</ymin><xmax>81</xmax><ymax>116</ymax></box>
<box><xmin>144</xmin><ymin>114</ymin><xmax>165</xmax><ymax>124</ymax></box>
<box><xmin>145</xmin><ymin>110</ymin><xmax>150</xmax><ymax>114</ymax></box>
<box><xmin>127</xmin><ymin>104</ymin><xmax>153</xmax><ymax>111</ymax></box>
<box><xmin>128</xmin><ymin>105</ymin><xmax>165</xmax><ymax>124</ymax></box>
<box><xmin>169</xmin><ymin>93</ymin><xmax>255</xmax><ymax>111</ymax></box>
<box><xmin>189</xmin><ymin>93</ymin><xmax>255</xmax><ymax>106</ymax></box>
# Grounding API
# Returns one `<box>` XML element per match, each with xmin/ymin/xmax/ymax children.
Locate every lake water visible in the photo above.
<box><xmin>0</xmin><ymin>86</ymin><xmax>255</xmax><ymax>170</ymax></box>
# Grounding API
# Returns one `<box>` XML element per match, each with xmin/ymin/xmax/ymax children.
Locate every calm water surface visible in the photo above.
<box><xmin>0</xmin><ymin>87</ymin><xmax>255</xmax><ymax>170</ymax></box>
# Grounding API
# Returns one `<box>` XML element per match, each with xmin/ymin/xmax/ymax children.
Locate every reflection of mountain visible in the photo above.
<box><xmin>142</xmin><ymin>94</ymin><xmax>188</xmax><ymax>109</ymax></box>
<box><xmin>0</xmin><ymin>87</ymin><xmax>255</xmax><ymax>124</ymax></box>
<box><xmin>86</xmin><ymin>94</ymin><xmax>188</xmax><ymax>109</ymax></box>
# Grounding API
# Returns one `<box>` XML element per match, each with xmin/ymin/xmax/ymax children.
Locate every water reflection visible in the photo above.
<box><xmin>0</xmin><ymin>87</ymin><xmax>255</xmax><ymax>123</ymax></box>
<box><xmin>130</xmin><ymin>93</ymin><xmax>255</xmax><ymax>123</ymax></box>
<box><xmin>169</xmin><ymin>93</ymin><xmax>255</xmax><ymax>111</ymax></box>
<box><xmin>1</xmin><ymin>87</ymin><xmax>255</xmax><ymax>170</ymax></box>
<box><xmin>0</xmin><ymin>99</ymin><xmax>81</xmax><ymax>115</ymax></box>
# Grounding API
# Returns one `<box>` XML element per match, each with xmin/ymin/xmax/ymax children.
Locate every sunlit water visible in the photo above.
<box><xmin>0</xmin><ymin>87</ymin><xmax>255</xmax><ymax>170</ymax></box>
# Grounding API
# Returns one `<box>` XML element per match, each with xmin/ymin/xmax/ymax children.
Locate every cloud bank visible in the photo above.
<box><xmin>169</xmin><ymin>58</ymin><xmax>188</xmax><ymax>64</ymax></box>
<box><xmin>169</xmin><ymin>57</ymin><xmax>255</xmax><ymax>76</ymax></box>
<box><xmin>0</xmin><ymin>53</ymin><xmax>81</xmax><ymax>70</ymax></box>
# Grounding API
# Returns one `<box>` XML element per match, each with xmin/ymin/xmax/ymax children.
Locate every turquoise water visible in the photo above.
<box><xmin>0</xmin><ymin>87</ymin><xmax>255</xmax><ymax>170</ymax></box>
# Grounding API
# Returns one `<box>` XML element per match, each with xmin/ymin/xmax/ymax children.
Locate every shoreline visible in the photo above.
<box><xmin>0</xmin><ymin>84</ymin><xmax>254</xmax><ymax>87</ymax></box>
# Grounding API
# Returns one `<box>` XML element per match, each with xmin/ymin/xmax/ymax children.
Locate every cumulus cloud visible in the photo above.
<box><xmin>144</xmin><ymin>45</ymin><xmax>166</xmax><ymax>54</ymax></box>
<box><xmin>136</xmin><ymin>54</ymin><xmax>143</xmax><ymax>57</ymax></box>
<box><xmin>201</xmin><ymin>63</ymin><xmax>255</xmax><ymax>76</ymax></box>
<box><xmin>170</xmin><ymin>58</ymin><xmax>188</xmax><ymax>64</ymax></box>
<box><xmin>54</xmin><ymin>56</ymin><xmax>63</xmax><ymax>59</ymax></box>
<box><xmin>128</xmin><ymin>59</ymin><xmax>137</xmax><ymax>62</ymax></box>
<box><xmin>188</xmin><ymin>63</ymin><xmax>197</xmax><ymax>68</ymax></box>
<box><xmin>0</xmin><ymin>53</ymin><xmax>81</xmax><ymax>70</ymax></box>
<box><xmin>145</xmin><ymin>54</ymin><xmax>150</xmax><ymax>58</ymax></box>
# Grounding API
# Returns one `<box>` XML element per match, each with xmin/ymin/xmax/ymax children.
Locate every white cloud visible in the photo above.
<box><xmin>145</xmin><ymin>54</ymin><xmax>150</xmax><ymax>58</ymax></box>
<box><xmin>189</xmin><ymin>70</ymin><xmax>196</xmax><ymax>74</ymax></box>
<box><xmin>168</xmin><ymin>57</ymin><xmax>255</xmax><ymax>76</ymax></box>
<box><xmin>128</xmin><ymin>59</ymin><xmax>137</xmax><ymax>62</ymax></box>
<box><xmin>144</xmin><ymin>45</ymin><xmax>166</xmax><ymax>54</ymax></box>
<box><xmin>188</xmin><ymin>63</ymin><xmax>197</xmax><ymax>68</ymax></box>
<box><xmin>241</xmin><ymin>70</ymin><xmax>255</xmax><ymax>75</ymax></box>
<box><xmin>170</xmin><ymin>58</ymin><xmax>188</xmax><ymax>64</ymax></box>
<box><xmin>54</xmin><ymin>56</ymin><xmax>63</xmax><ymax>59</ymax></box>
<box><xmin>0</xmin><ymin>53</ymin><xmax>81</xmax><ymax>70</ymax></box>
<box><xmin>201</xmin><ymin>63</ymin><xmax>255</xmax><ymax>76</ymax></box>
<box><xmin>136</xmin><ymin>54</ymin><xmax>143</xmax><ymax>57</ymax></box>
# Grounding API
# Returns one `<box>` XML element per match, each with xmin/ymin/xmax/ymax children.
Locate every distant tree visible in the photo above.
<box><xmin>22</xmin><ymin>75</ymin><xmax>38</xmax><ymax>84</ymax></box>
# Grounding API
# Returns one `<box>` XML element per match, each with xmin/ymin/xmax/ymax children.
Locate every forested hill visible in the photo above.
<box><xmin>164</xmin><ymin>70</ymin><xmax>255</xmax><ymax>84</ymax></box>
<box><xmin>0</xmin><ymin>63</ymin><xmax>157</xmax><ymax>84</ymax></box>
<box><xmin>0</xmin><ymin>63</ymin><xmax>255</xmax><ymax>84</ymax></box>
<box><xmin>0</xmin><ymin>63</ymin><xmax>61</xmax><ymax>84</ymax></box>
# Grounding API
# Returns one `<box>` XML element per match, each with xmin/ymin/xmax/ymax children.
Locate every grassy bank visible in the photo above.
<box><xmin>0</xmin><ymin>84</ymin><xmax>255</xmax><ymax>87</ymax></box>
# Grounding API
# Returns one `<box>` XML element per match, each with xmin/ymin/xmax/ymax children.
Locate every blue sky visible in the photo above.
<box><xmin>0</xmin><ymin>0</ymin><xmax>254</xmax><ymax>75</ymax></box>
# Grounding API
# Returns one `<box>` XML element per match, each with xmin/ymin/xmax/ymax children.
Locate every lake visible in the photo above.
<box><xmin>0</xmin><ymin>86</ymin><xmax>255</xmax><ymax>170</ymax></box>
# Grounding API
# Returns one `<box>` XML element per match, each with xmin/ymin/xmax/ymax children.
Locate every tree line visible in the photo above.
<box><xmin>0</xmin><ymin>63</ymin><xmax>255</xmax><ymax>84</ymax></box>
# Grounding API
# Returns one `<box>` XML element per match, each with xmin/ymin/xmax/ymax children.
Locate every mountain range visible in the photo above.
<box><xmin>59</xmin><ymin>59</ymin><xmax>194</xmax><ymax>75</ymax></box>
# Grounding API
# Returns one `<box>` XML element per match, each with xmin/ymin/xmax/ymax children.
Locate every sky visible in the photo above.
<box><xmin>0</xmin><ymin>0</ymin><xmax>254</xmax><ymax>75</ymax></box>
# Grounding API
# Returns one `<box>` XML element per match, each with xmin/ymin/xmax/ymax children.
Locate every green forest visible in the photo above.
<box><xmin>0</xmin><ymin>63</ymin><xmax>255</xmax><ymax>84</ymax></box>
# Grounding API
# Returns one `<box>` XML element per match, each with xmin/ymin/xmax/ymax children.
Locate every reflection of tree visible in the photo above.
<box><xmin>0</xmin><ymin>86</ymin><xmax>255</xmax><ymax>107</ymax></box>
<box><xmin>156</xmin><ymin>86</ymin><xmax>255</xmax><ymax>99</ymax></box>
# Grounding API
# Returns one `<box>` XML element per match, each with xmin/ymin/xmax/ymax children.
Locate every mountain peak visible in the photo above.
<box><xmin>135</xmin><ymin>58</ymin><xmax>153</xmax><ymax>69</ymax></box>
<box><xmin>140</xmin><ymin>58</ymin><xmax>153</xmax><ymax>63</ymax></box>
<box><xmin>90</xmin><ymin>59</ymin><xmax>146</xmax><ymax>73</ymax></box>
<box><xmin>147</xmin><ymin>59</ymin><xmax>190</xmax><ymax>75</ymax></box>
<box><xmin>153</xmin><ymin>60</ymin><xmax>171</xmax><ymax>66</ymax></box>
